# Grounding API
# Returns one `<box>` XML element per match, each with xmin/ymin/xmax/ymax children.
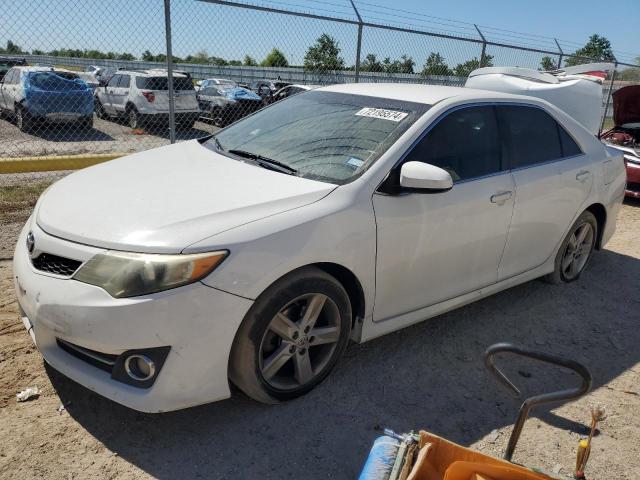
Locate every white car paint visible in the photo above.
<box><xmin>14</xmin><ymin>83</ymin><xmax>626</xmax><ymax>412</ymax></box>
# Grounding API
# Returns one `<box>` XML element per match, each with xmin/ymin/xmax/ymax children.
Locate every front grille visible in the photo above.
<box><xmin>57</xmin><ymin>339</ymin><xmax>117</xmax><ymax>374</ymax></box>
<box><xmin>31</xmin><ymin>253</ymin><xmax>82</xmax><ymax>277</ymax></box>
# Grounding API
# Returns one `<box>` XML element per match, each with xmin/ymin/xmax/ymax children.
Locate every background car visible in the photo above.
<box><xmin>95</xmin><ymin>66</ymin><xmax>118</xmax><ymax>86</ymax></box>
<box><xmin>600</xmin><ymin>85</ymin><xmax>640</xmax><ymax>198</ymax></box>
<box><xmin>94</xmin><ymin>68</ymin><xmax>200</xmax><ymax>130</ymax></box>
<box><xmin>268</xmin><ymin>84</ymin><xmax>317</xmax><ymax>104</ymax></box>
<box><xmin>249</xmin><ymin>79</ymin><xmax>292</xmax><ymax>101</ymax></box>
<box><xmin>197</xmin><ymin>85</ymin><xmax>262</xmax><ymax>127</ymax></box>
<box><xmin>0</xmin><ymin>66</ymin><xmax>94</xmax><ymax>131</ymax></box>
<box><xmin>0</xmin><ymin>56</ymin><xmax>27</xmax><ymax>82</ymax></box>
<box><xmin>197</xmin><ymin>78</ymin><xmax>237</xmax><ymax>91</ymax></box>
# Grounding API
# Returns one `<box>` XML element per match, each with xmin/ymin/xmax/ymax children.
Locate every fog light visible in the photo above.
<box><xmin>124</xmin><ymin>354</ymin><xmax>156</xmax><ymax>381</ymax></box>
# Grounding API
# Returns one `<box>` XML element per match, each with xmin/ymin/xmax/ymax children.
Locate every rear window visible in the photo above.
<box><xmin>200</xmin><ymin>87</ymin><xmax>223</xmax><ymax>96</ymax></box>
<box><xmin>136</xmin><ymin>76</ymin><xmax>194</xmax><ymax>90</ymax></box>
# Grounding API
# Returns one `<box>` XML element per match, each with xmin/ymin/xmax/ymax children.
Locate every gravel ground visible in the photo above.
<box><xmin>0</xmin><ymin>114</ymin><xmax>217</xmax><ymax>158</ymax></box>
<box><xmin>0</xmin><ymin>199</ymin><xmax>639</xmax><ymax>479</ymax></box>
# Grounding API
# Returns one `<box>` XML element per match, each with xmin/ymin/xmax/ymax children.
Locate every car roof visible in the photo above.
<box><xmin>316</xmin><ymin>83</ymin><xmax>527</xmax><ymax>105</ymax></box>
<box><xmin>14</xmin><ymin>66</ymin><xmax>54</xmax><ymax>72</ymax></box>
<box><xmin>117</xmin><ymin>69</ymin><xmax>189</xmax><ymax>78</ymax></box>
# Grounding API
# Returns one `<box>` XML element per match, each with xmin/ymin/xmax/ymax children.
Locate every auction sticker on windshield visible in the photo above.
<box><xmin>355</xmin><ymin>107</ymin><xmax>408</xmax><ymax>122</ymax></box>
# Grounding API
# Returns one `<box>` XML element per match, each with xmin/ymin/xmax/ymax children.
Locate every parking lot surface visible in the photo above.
<box><xmin>0</xmin><ymin>197</ymin><xmax>639</xmax><ymax>479</ymax></box>
<box><xmin>0</xmin><ymin>114</ymin><xmax>217</xmax><ymax>158</ymax></box>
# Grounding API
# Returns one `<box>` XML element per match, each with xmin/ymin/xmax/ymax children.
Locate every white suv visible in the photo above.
<box><xmin>94</xmin><ymin>69</ymin><xmax>199</xmax><ymax>130</ymax></box>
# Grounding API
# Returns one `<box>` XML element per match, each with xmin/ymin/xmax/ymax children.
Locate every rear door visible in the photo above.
<box><xmin>496</xmin><ymin>104</ymin><xmax>592</xmax><ymax>280</ymax></box>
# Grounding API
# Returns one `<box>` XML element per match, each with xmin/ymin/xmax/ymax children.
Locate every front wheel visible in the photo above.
<box><xmin>545</xmin><ymin>211</ymin><xmax>598</xmax><ymax>284</ymax></box>
<box><xmin>127</xmin><ymin>107</ymin><xmax>141</xmax><ymax>129</ymax></box>
<box><xmin>229</xmin><ymin>267</ymin><xmax>352</xmax><ymax>404</ymax></box>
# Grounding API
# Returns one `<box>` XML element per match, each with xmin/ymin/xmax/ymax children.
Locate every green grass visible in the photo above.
<box><xmin>0</xmin><ymin>182</ymin><xmax>52</xmax><ymax>223</ymax></box>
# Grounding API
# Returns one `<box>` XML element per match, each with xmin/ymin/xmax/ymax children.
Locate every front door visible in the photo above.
<box><xmin>373</xmin><ymin>105</ymin><xmax>515</xmax><ymax>322</ymax></box>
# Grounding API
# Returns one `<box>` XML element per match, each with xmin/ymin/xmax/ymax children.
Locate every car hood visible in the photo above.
<box><xmin>613</xmin><ymin>85</ymin><xmax>640</xmax><ymax>127</ymax></box>
<box><xmin>36</xmin><ymin>140</ymin><xmax>336</xmax><ymax>253</ymax></box>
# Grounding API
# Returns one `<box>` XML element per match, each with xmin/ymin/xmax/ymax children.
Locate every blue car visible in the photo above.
<box><xmin>0</xmin><ymin>66</ymin><xmax>94</xmax><ymax>132</ymax></box>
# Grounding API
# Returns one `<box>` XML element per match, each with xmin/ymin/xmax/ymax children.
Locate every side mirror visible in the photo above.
<box><xmin>399</xmin><ymin>161</ymin><xmax>453</xmax><ymax>192</ymax></box>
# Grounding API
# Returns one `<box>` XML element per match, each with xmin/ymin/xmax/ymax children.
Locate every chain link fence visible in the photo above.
<box><xmin>0</xmin><ymin>0</ymin><xmax>639</xmax><ymax>195</ymax></box>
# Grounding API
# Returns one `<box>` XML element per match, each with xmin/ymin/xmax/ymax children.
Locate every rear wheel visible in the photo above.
<box><xmin>15</xmin><ymin>104</ymin><xmax>33</xmax><ymax>133</ymax></box>
<box><xmin>229</xmin><ymin>267</ymin><xmax>352</xmax><ymax>404</ymax></box>
<box><xmin>545</xmin><ymin>211</ymin><xmax>597</xmax><ymax>284</ymax></box>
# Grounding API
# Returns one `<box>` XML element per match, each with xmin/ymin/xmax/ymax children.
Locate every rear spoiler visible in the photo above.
<box><xmin>544</xmin><ymin>62</ymin><xmax>615</xmax><ymax>83</ymax></box>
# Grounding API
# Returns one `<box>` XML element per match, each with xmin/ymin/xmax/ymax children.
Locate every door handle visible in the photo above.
<box><xmin>490</xmin><ymin>191</ymin><xmax>513</xmax><ymax>205</ymax></box>
<box><xmin>576</xmin><ymin>170</ymin><xmax>591</xmax><ymax>182</ymax></box>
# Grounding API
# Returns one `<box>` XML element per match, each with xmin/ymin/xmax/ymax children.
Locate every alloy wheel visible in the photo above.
<box><xmin>561</xmin><ymin>222</ymin><xmax>594</xmax><ymax>280</ymax></box>
<box><xmin>258</xmin><ymin>293</ymin><xmax>341</xmax><ymax>391</ymax></box>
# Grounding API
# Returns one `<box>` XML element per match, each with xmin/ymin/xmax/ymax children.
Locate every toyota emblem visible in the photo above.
<box><xmin>26</xmin><ymin>231</ymin><xmax>35</xmax><ymax>254</ymax></box>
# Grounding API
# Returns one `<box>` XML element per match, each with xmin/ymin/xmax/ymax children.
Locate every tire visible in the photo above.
<box><xmin>127</xmin><ymin>106</ymin><xmax>141</xmax><ymax>129</ymax></box>
<box><xmin>15</xmin><ymin>104</ymin><xmax>33</xmax><ymax>133</ymax></box>
<box><xmin>545</xmin><ymin>211</ymin><xmax>598</xmax><ymax>284</ymax></box>
<box><xmin>79</xmin><ymin>115</ymin><xmax>93</xmax><ymax>130</ymax></box>
<box><xmin>229</xmin><ymin>267</ymin><xmax>352</xmax><ymax>404</ymax></box>
<box><xmin>95</xmin><ymin>99</ymin><xmax>106</xmax><ymax>119</ymax></box>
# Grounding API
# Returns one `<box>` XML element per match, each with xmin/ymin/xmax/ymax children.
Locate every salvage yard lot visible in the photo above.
<box><xmin>0</xmin><ymin>114</ymin><xmax>218</xmax><ymax>158</ymax></box>
<box><xmin>0</xmin><ymin>185</ymin><xmax>639</xmax><ymax>478</ymax></box>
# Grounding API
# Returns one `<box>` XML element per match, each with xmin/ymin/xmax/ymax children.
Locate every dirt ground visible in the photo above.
<box><xmin>0</xmin><ymin>197</ymin><xmax>639</xmax><ymax>479</ymax></box>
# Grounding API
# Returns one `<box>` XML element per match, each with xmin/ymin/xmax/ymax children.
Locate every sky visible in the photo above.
<box><xmin>2</xmin><ymin>0</ymin><xmax>639</xmax><ymax>69</ymax></box>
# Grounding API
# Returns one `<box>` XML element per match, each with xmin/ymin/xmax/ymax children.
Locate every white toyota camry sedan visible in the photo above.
<box><xmin>14</xmin><ymin>83</ymin><xmax>625</xmax><ymax>412</ymax></box>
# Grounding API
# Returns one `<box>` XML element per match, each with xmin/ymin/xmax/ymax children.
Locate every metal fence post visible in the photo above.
<box><xmin>599</xmin><ymin>62</ymin><xmax>617</xmax><ymax>136</ymax></box>
<box><xmin>554</xmin><ymin>38</ymin><xmax>563</xmax><ymax>69</ymax></box>
<box><xmin>164</xmin><ymin>0</ymin><xmax>176</xmax><ymax>144</ymax></box>
<box><xmin>474</xmin><ymin>24</ymin><xmax>487</xmax><ymax>67</ymax></box>
<box><xmin>350</xmin><ymin>0</ymin><xmax>363</xmax><ymax>83</ymax></box>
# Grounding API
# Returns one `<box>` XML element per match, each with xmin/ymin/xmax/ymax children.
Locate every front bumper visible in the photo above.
<box><xmin>625</xmin><ymin>160</ymin><xmax>640</xmax><ymax>198</ymax></box>
<box><xmin>13</xmin><ymin>221</ymin><xmax>253</xmax><ymax>412</ymax></box>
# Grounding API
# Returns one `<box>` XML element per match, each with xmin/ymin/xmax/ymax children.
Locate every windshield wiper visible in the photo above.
<box><xmin>228</xmin><ymin>149</ymin><xmax>298</xmax><ymax>175</ymax></box>
<box><xmin>211</xmin><ymin>135</ymin><xmax>225</xmax><ymax>152</ymax></box>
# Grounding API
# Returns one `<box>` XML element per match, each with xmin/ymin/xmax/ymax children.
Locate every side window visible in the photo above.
<box><xmin>558</xmin><ymin>126</ymin><xmax>582</xmax><ymax>157</ymax></box>
<box><xmin>497</xmin><ymin>105</ymin><xmax>562</xmax><ymax>169</ymax></box>
<box><xmin>107</xmin><ymin>74</ymin><xmax>120</xmax><ymax>87</ymax></box>
<box><xmin>403</xmin><ymin>105</ymin><xmax>502</xmax><ymax>182</ymax></box>
<box><xmin>5</xmin><ymin>69</ymin><xmax>16</xmax><ymax>84</ymax></box>
<box><xmin>118</xmin><ymin>74</ymin><xmax>130</xmax><ymax>88</ymax></box>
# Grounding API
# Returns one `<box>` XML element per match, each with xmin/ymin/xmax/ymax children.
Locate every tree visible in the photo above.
<box><xmin>565</xmin><ymin>34</ymin><xmax>616</xmax><ymax>66</ymax></box>
<box><xmin>243</xmin><ymin>55</ymin><xmax>258</xmax><ymax>66</ymax></box>
<box><xmin>142</xmin><ymin>50</ymin><xmax>154</xmax><ymax>61</ymax></box>
<box><xmin>453</xmin><ymin>55</ymin><xmax>493</xmax><ymax>77</ymax></box>
<box><xmin>261</xmin><ymin>48</ymin><xmax>289</xmax><ymax>68</ymax></box>
<box><xmin>539</xmin><ymin>56</ymin><xmax>557</xmax><ymax>71</ymax></box>
<box><xmin>3</xmin><ymin>40</ymin><xmax>24</xmax><ymax>54</ymax></box>
<box><xmin>361</xmin><ymin>53</ymin><xmax>383</xmax><ymax>72</ymax></box>
<box><xmin>421</xmin><ymin>52</ymin><xmax>452</xmax><ymax>76</ymax></box>
<box><xmin>304</xmin><ymin>34</ymin><xmax>344</xmax><ymax>72</ymax></box>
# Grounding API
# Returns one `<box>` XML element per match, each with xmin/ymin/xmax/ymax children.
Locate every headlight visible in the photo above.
<box><xmin>73</xmin><ymin>250</ymin><xmax>228</xmax><ymax>298</ymax></box>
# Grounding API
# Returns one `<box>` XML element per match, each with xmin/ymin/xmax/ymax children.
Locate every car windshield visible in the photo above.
<box><xmin>27</xmin><ymin>71</ymin><xmax>86</xmax><ymax>91</ymax></box>
<box><xmin>136</xmin><ymin>76</ymin><xmax>194</xmax><ymax>90</ymax></box>
<box><xmin>205</xmin><ymin>90</ymin><xmax>429</xmax><ymax>184</ymax></box>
